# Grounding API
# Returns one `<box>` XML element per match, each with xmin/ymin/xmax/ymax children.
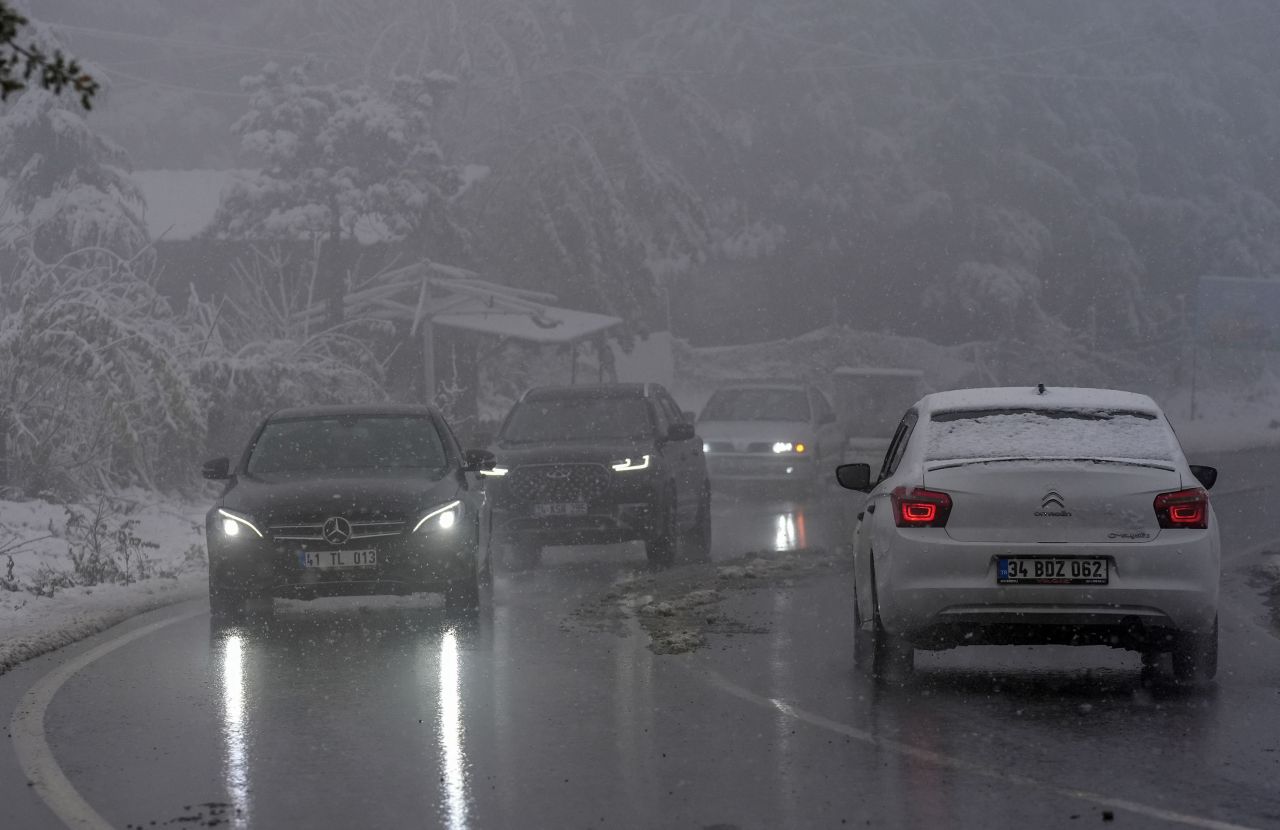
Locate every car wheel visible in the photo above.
<box><xmin>506</xmin><ymin>542</ymin><xmax>542</xmax><ymax>571</ymax></box>
<box><xmin>209</xmin><ymin>584</ymin><xmax>247</xmax><ymax>622</ymax></box>
<box><xmin>445</xmin><ymin>574</ymin><xmax>481</xmax><ymax>616</ymax></box>
<box><xmin>854</xmin><ymin>566</ymin><xmax>913</xmax><ymax>683</ymax></box>
<box><xmin>681</xmin><ymin>485</ymin><xmax>712</xmax><ymax>562</ymax></box>
<box><xmin>645</xmin><ymin>494</ymin><xmax>677</xmax><ymax>567</ymax></box>
<box><xmin>1172</xmin><ymin>616</ymin><xmax>1218</xmax><ymax>684</ymax></box>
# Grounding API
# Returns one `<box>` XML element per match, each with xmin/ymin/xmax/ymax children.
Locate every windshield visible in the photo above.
<box><xmin>246</xmin><ymin>416</ymin><xmax>447</xmax><ymax>474</ymax></box>
<box><xmin>501</xmin><ymin>397</ymin><xmax>653</xmax><ymax>443</ymax></box>
<box><xmin>927</xmin><ymin>408</ymin><xmax>1176</xmax><ymax>463</ymax></box>
<box><xmin>700</xmin><ymin>388</ymin><xmax>811</xmax><ymax>422</ymax></box>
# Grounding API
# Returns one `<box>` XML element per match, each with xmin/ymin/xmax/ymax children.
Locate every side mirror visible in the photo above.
<box><xmin>463</xmin><ymin>448</ymin><xmax>497</xmax><ymax>473</ymax></box>
<box><xmin>202</xmin><ymin>457</ymin><xmax>231</xmax><ymax>480</ymax></box>
<box><xmin>836</xmin><ymin>463</ymin><xmax>872</xmax><ymax>492</ymax></box>
<box><xmin>1189</xmin><ymin>465</ymin><xmax>1217</xmax><ymax>490</ymax></box>
<box><xmin>667</xmin><ymin>421</ymin><xmax>696</xmax><ymax>442</ymax></box>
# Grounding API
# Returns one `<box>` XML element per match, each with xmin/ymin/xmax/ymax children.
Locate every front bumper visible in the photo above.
<box><xmin>705</xmin><ymin>453</ymin><xmax>816</xmax><ymax>482</ymax></box>
<box><xmin>492</xmin><ymin>501</ymin><xmax>657</xmax><ymax>546</ymax></box>
<box><xmin>875</xmin><ymin>530</ymin><xmax>1220</xmax><ymax>647</ymax></box>
<box><xmin>209</xmin><ymin>530</ymin><xmax>477</xmax><ymax>599</ymax></box>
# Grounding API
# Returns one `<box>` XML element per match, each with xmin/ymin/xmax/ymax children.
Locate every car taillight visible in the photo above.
<box><xmin>891</xmin><ymin>486</ymin><xmax>953</xmax><ymax>528</ymax></box>
<box><xmin>1154</xmin><ymin>487</ymin><xmax>1209</xmax><ymax>529</ymax></box>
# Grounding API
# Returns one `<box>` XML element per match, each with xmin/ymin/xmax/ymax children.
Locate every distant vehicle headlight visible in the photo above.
<box><xmin>772</xmin><ymin>442</ymin><xmax>806</xmax><ymax>454</ymax></box>
<box><xmin>479</xmin><ymin>466</ymin><xmax>509</xmax><ymax>477</ymax></box>
<box><xmin>218</xmin><ymin>509</ymin><xmax>263</xmax><ymax>538</ymax></box>
<box><xmin>414</xmin><ymin>500</ymin><xmax>463</xmax><ymax>533</ymax></box>
<box><xmin>611</xmin><ymin>455</ymin><xmax>651</xmax><ymax>472</ymax></box>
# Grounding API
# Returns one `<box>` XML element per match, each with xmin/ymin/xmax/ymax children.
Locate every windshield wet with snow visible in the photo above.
<box><xmin>927</xmin><ymin>408</ymin><xmax>1177</xmax><ymax>463</ymax></box>
<box><xmin>501</xmin><ymin>398</ymin><xmax>653</xmax><ymax>443</ymax></box>
<box><xmin>246</xmin><ymin>416</ymin><xmax>447</xmax><ymax>474</ymax></box>
<box><xmin>700</xmin><ymin>388</ymin><xmax>810</xmax><ymax>422</ymax></box>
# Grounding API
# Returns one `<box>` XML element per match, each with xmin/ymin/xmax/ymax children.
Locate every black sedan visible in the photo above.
<box><xmin>202</xmin><ymin>404</ymin><xmax>494</xmax><ymax>619</ymax></box>
<box><xmin>485</xmin><ymin>383</ymin><xmax>710</xmax><ymax>568</ymax></box>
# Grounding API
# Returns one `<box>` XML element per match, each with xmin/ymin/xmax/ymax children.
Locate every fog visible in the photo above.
<box><xmin>5</xmin><ymin>0</ymin><xmax>1280</xmax><ymax>489</ymax></box>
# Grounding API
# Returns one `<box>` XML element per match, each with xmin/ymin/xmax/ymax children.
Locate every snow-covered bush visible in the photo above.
<box><xmin>0</xmin><ymin>240</ymin><xmax>204</xmax><ymax>497</ymax></box>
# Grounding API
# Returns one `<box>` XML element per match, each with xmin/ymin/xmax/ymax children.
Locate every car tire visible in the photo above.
<box><xmin>645</xmin><ymin>493</ymin><xmax>677</xmax><ymax>567</ymax></box>
<box><xmin>507</xmin><ymin>542</ymin><xmax>542</xmax><ymax>571</ymax></box>
<box><xmin>854</xmin><ymin>567</ymin><xmax>913</xmax><ymax>683</ymax></box>
<box><xmin>444</xmin><ymin>572</ymin><xmax>481</xmax><ymax>617</ymax></box>
<box><xmin>682</xmin><ymin>485</ymin><xmax>712</xmax><ymax>562</ymax></box>
<box><xmin>1172</xmin><ymin>616</ymin><xmax>1218</xmax><ymax>684</ymax></box>
<box><xmin>209</xmin><ymin>585</ymin><xmax>247</xmax><ymax>622</ymax></box>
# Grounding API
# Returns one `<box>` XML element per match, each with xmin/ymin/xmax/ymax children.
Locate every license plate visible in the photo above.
<box><xmin>532</xmin><ymin>503</ymin><xmax>588</xmax><ymax>517</ymax></box>
<box><xmin>298</xmin><ymin>549</ymin><xmax>377</xmax><ymax>569</ymax></box>
<box><xmin>998</xmin><ymin>557</ymin><xmax>1108</xmax><ymax>585</ymax></box>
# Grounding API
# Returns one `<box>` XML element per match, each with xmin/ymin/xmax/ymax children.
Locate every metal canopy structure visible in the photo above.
<box><xmin>293</xmin><ymin>260</ymin><xmax>621</xmax><ymax>345</ymax></box>
<box><xmin>291</xmin><ymin>260</ymin><xmax>624</xmax><ymax>411</ymax></box>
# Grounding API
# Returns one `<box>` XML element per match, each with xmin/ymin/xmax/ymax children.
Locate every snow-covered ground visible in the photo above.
<box><xmin>0</xmin><ymin>495</ymin><xmax>207</xmax><ymax>673</ymax></box>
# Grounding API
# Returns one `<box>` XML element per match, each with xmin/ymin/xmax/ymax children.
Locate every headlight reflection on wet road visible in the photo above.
<box><xmin>219</xmin><ymin>633</ymin><xmax>251</xmax><ymax>828</ymax></box>
<box><xmin>773</xmin><ymin>509</ymin><xmax>808</xmax><ymax>551</ymax></box>
<box><xmin>438</xmin><ymin>627</ymin><xmax>470</xmax><ymax>830</ymax></box>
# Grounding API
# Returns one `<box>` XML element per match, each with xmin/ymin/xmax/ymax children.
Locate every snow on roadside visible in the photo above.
<box><xmin>0</xmin><ymin>494</ymin><xmax>207</xmax><ymax>673</ymax></box>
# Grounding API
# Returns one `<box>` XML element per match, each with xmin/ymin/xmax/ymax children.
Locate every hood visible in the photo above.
<box><xmin>493</xmin><ymin>439</ymin><xmax>654</xmax><ymax>468</ymax></box>
<box><xmin>696</xmin><ymin>420</ymin><xmax>813</xmax><ymax>448</ymax></box>
<box><xmin>220</xmin><ymin>469</ymin><xmax>459</xmax><ymax>523</ymax></box>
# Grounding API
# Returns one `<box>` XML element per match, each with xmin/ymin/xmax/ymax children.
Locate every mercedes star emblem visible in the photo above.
<box><xmin>323</xmin><ymin>516</ymin><xmax>352</xmax><ymax>545</ymax></box>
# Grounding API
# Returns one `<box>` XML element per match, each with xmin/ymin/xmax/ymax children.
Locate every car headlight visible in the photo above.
<box><xmin>479</xmin><ymin>465</ymin><xmax>509</xmax><ymax>477</ymax></box>
<box><xmin>413</xmin><ymin>500</ymin><xmax>463</xmax><ymax>533</ymax></box>
<box><xmin>611</xmin><ymin>454</ymin><xmax>651</xmax><ymax>472</ymax></box>
<box><xmin>218</xmin><ymin>508</ymin><xmax>263</xmax><ymax>538</ymax></box>
<box><xmin>772</xmin><ymin>442</ymin><xmax>806</xmax><ymax>454</ymax></box>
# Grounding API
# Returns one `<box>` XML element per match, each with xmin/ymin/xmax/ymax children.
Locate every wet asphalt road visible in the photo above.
<box><xmin>3</xmin><ymin>450</ymin><xmax>1280</xmax><ymax>830</ymax></box>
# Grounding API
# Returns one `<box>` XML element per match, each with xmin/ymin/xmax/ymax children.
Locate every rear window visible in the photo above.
<box><xmin>926</xmin><ymin>408</ymin><xmax>1176</xmax><ymax>462</ymax></box>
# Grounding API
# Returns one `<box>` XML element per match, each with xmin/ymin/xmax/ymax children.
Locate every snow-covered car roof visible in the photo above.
<box><xmin>920</xmin><ymin>386</ymin><xmax>1163</xmax><ymax>417</ymax></box>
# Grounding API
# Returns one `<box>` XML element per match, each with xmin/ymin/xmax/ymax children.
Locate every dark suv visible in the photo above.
<box><xmin>202</xmin><ymin>405</ymin><xmax>494</xmax><ymax>619</ymax></box>
<box><xmin>485</xmin><ymin>384</ymin><xmax>710</xmax><ymax>567</ymax></box>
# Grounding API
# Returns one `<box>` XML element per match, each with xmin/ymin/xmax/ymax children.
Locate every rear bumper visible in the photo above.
<box><xmin>876</xmin><ymin>531</ymin><xmax>1219</xmax><ymax>645</ymax></box>
<box><xmin>209</xmin><ymin>531</ymin><xmax>477</xmax><ymax>599</ymax></box>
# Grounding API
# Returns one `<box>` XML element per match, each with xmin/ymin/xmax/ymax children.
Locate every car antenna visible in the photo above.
<box><xmin>1036</xmin><ymin>383</ymin><xmax>1046</xmax><ymax>395</ymax></box>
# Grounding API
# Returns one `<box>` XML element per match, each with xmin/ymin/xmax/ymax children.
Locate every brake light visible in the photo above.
<box><xmin>1154</xmin><ymin>488</ymin><xmax>1209</xmax><ymax>529</ymax></box>
<box><xmin>891</xmin><ymin>486</ymin><xmax>953</xmax><ymax>528</ymax></box>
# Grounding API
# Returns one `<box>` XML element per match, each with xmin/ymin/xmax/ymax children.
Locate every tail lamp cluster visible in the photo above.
<box><xmin>891</xmin><ymin>486</ymin><xmax>953</xmax><ymax>528</ymax></box>
<box><xmin>1153</xmin><ymin>487</ymin><xmax>1209</xmax><ymax>529</ymax></box>
<box><xmin>888</xmin><ymin>485</ymin><xmax>1209</xmax><ymax>530</ymax></box>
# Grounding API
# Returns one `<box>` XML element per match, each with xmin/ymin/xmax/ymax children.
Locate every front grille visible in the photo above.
<box><xmin>268</xmin><ymin>518</ymin><xmax>407</xmax><ymax>542</ymax></box>
<box><xmin>506</xmin><ymin>464</ymin><xmax>611</xmax><ymax>503</ymax></box>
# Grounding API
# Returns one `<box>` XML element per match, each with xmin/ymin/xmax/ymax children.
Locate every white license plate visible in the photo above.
<box><xmin>298</xmin><ymin>549</ymin><xmax>378</xmax><ymax>569</ymax></box>
<box><xmin>998</xmin><ymin>557</ymin><xmax>1107</xmax><ymax>585</ymax></box>
<box><xmin>532</xmin><ymin>503</ymin><xmax>588</xmax><ymax>517</ymax></box>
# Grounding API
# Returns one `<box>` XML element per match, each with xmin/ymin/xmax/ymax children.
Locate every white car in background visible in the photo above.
<box><xmin>837</xmin><ymin>386</ymin><xmax>1221</xmax><ymax>683</ymax></box>
<box><xmin>698</xmin><ymin>380</ymin><xmax>845</xmax><ymax>493</ymax></box>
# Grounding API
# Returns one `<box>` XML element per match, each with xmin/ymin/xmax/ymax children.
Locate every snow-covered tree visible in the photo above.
<box><xmin>0</xmin><ymin>87</ymin><xmax>147</xmax><ymax>260</ymax></box>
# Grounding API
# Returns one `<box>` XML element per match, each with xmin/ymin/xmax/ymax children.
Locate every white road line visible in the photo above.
<box><xmin>697</xmin><ymin>665</ymin><xmax>1262</xmax><ymax>830</ymax></box>
<box><xmin>9</xmin><ymin>606</ymin><xmax>205</xmax><ymax>830</ymax></box>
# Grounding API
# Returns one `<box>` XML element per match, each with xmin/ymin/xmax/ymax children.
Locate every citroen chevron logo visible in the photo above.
<box><xmin>1041</xmin><ymin>490</ymin><xmax>1065</xmax><ymax>510</ymax></box>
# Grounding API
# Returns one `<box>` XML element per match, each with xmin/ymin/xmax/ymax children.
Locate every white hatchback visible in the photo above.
<box><xmin>837</xmin><ymin>386</ymin><xmax>1220</xmax><ymax>683</ymax></box>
